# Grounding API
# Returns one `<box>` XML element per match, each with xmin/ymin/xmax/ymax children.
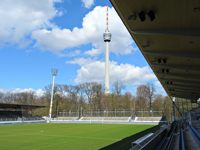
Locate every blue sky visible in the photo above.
<box><xmin>0</xmin><ymin>0</ymin><xmax>165</xmax><ymax>95</ymax></box>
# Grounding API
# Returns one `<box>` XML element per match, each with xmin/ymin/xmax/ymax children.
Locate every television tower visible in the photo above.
<box><xmin>103</xmin><ymin>6</ymin><xmax>111</xmax><ymax>94</ymax></box>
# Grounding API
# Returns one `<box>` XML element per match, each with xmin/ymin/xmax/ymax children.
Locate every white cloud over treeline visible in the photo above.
<box><xmin>0</xmin><ymin>88</ymin><xmax>45</xmax><ymax>97</ymax></box>
<box><xmin>67</xmin><ymin>58</ymin><xmax>156</xmax><ymax>85</ymax></box>
<box><xmin>32</xmin><ymin>6</ymin><xmax>135</xmax><ymax>55</ymax></box>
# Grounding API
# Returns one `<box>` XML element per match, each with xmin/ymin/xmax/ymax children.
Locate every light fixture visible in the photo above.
<box><xmin>138</xmin><ymin>11</ymin><xmax>146</xmax><ymax>22</ymax></box>
<box><xmin>147</xmin><ymin>10</ymin><xmax>156</xmax><ymax>21</ymax></box>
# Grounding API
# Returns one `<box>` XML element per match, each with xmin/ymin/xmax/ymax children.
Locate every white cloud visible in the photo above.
<box><xmin>67</xmin><ymin>58</ymin><xmax>167</xmax><ymax>94</ymax></box>
<box><xmin>0</xmin><ymin>0</ymin><xmax>61</xmax><ymax>46</ymax></box>
<box><xmin>0</xmin><ymin>2</ymin><xmax>135</xmax><ymax>55</ymax></box>
<box><xmin>0</xmin><ymin>89</ymin><xmax>6</xmax><ymax>93</ymax></box>
<box><xmin>0</xmin><ymin>88</ymin><xmax>45</xmax><ymax>97</ymax></box>
<box><xmin>34</xmin><ymin>89</ymin><xmax>46</xmax><ymax>97</ymax></box>
<box><xmin>0</xmin><ymin>2</ymin><xmax>135</xmax><ymax>56</ymax></box>
<box><xmin>63</xmin><ymin>50</ymin><xmax>81</xmax><ymax>57</ymax></box>
<box><xmin>33</xmin><ymin>6</ymin><xmax>135</xmax><ymax>55</ymax></box>
<box><xmin>81</xmin><ymin>0</ymin><xmax>94</xmax><ymax>8</ymax></box>
<box><xmin>85</xmin><ymin>48</ymin><xmax>101</xmax><ymax>56</ymax></box>
<box><xmin>66</xmin><ymin>58</ymin><xmax>156</xmax><ymax>85</ymax></box>
<box><xmin>67</xmin><ymin>58</ymin><xmax>94</xmax><ymax>65</ymax></box>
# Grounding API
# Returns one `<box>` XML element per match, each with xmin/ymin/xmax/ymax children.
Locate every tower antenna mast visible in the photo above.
<box><xmin>106</xmin><ymin>5</ymin><xmax>109</xmax><ymax>31</ymax></box>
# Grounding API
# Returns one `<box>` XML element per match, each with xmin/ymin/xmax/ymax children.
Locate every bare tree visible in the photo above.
<box><xmin>65</xmin><ymin>85</ymin><xmax>80</xmax><ymax>110</ymax></box>
<box><xmin>136</xmin><ymin>84</ymin><xmax>155</xmax><ymax>112</ymax></box>
<box><xmin>80</xmin><ymin>82</ymin><xmax>102</xmax><ymax>111</ymax></box>
<box><xmin>81</xmin><ymin>82</ymin><xmax>93</xmax><ymax>107</ymax></box>
<box><xmin>112</xmin><ymin>80</ymin><xmax>125</xmax><ymax>96</ymax></box>
<box><xmin>91</xmin><ymin>83</ymin><xmax>102</xmax><ymax>110</ymax></box>
<box><xmin>136</xmin><ymin>85</ymin><xmax>149</xmax><ymax>112</ymax></box>
<box><xmin>11</xmin><ymin>92</ymin><xmax>35</xmax><ymax>105</ymax></box>
<box><xmin>163</xmin><ymin>96</ymin><xmax>173</xmax><ymax>121</ymax></box>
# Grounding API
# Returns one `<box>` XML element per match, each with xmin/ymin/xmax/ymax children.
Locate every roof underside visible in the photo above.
<box><xmin>110</xmin><ymin>0</ymin><xmax>200</xmax><ymax>100</ymax></box>
<box><xmin>0</xmin><ymin>103</ymin><xmax>45</xmax><ymax>110</ymax></box>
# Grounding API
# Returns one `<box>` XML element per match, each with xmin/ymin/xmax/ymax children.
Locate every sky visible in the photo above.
<box><xmin>0</xmin><ymin>0</ymin><xmax>166</xmax><ymax>96</ymax></box>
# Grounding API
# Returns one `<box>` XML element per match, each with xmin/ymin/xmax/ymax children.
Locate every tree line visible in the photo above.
<box><xmin>0</xmin><ymin>82</ymin><xmax>173</xmax><ymax>121</ymax></box>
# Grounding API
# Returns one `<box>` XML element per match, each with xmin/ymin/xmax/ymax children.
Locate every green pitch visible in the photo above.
<box><xmin>0</xmin><ymin>123</ymin><xmax>154</xmax><ymax>150</ymax></box>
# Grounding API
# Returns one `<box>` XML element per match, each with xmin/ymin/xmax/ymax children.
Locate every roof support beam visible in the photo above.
<box><xmin>167</xmin><ymin>86</ymin><xmax>200</xmax><ymax>93</ymax></box>
<box><xmin>167</xmin><ymin>83</ymin><xmax>200</xmax><ymax>89</ymax></box>
<box><xmin>171</xmin><ymin>93</ymin><xmax>199</xmax><ymax>98</ymax></box>
<box><xmin>144</xmin><ymin>51</ymin><xmax>200</xmax><ymax>59</ymax></box>
<box><xmin>161</xmin><ymin>78</ymin><xmax>200</xmax><ymax>85</ymax></box>
<box><xmin>170</xmin><ymin>90</ymin><xmax>199</xmax><ymax>96</ymax></box>
<box><xmin>151</xmin><ymin>63</ymin><xmax>200</xmax><ymax>73</ymax></box>
<box><xmin>171</xmin><ymin>93</ymin><xmax>198</xmax><ymax>100</ymax></box>
<box><xmin>170</xmin><ymin>89</ymin><xmax>200</xmax><ymax>95</ymax></box>
<box><xmin>158</xmin><ymin>74</ymin><xmax>200</xmax><ymax>82</ymax></box>
<box><xmin>132</xmin><ymin>29</ymin><xmax>200</xmax><ymax>37</ymax></box>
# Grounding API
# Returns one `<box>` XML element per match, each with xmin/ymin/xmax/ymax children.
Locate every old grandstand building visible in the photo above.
<box><xmin>0</xmin><ymin>103</ymin><xmax>45</xmax><ymax>122</ymax></box>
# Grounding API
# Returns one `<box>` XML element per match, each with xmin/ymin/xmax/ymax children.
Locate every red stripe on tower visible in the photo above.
<box><xmin>106</xmin><ymin>5</ymin><xmax>109</xmax><ymax>31</ymax></box>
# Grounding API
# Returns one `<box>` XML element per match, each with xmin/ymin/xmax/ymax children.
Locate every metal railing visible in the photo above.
<box><xmin>58</xmin><ymin>110</ymin><xmax>163</xmax><ymax>117</ymax></box>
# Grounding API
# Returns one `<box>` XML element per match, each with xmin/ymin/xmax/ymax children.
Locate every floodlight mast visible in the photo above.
<box><xmin>172</xmin><ymin>97</ymin><xmax>176</xmax><ymax>121</ymax></box>
<box><xmin>48</xmin><ymin>68</ymin><xmax>58</xmax><ymax>123</ymax></box>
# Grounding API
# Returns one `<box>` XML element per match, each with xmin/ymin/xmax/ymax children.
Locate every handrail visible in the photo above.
<box><xmin>131</xmin><ymin>133</ymin><xmax>154</xmax><ymax>147</ymax></box>
<box><xmin>189</xmin><ymin>124</ymin><xmax>200</xmax><ymax>141</ymax></box>
<box><xmin>165</xmin><ymin>122</ymin><xmax>178</xmax><ymax>150</ymax></box>
<box><xmin>132</xmin><ymin>125</ymin><xmax>168</xmax><ymax>150</ymax></box>
<box><xmin>179</xmin><ymin>129</ymin><xmax>185</xmax><ymax>150</ymax></box>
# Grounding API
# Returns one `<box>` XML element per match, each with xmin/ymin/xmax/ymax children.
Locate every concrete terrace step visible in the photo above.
<box><xmin>135</xmin><ymin>117</ymin><xmax>162</xmax><ymax>122</ymax></box>
<box><xmin>80</xmin><ymin>117</ymin><xmax>130</xmax><ymax>121</ymax></box>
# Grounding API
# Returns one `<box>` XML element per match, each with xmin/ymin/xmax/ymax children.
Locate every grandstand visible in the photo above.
<box><xmin>190</xmin><ymin>107</ymin><xmax>200</xmax><ymax>131</ymax></box>
<box><xmin>0</xmin><ymin>103</ymin><xmax>45</xmax><ymax>123</ymax></box>
<box><xmin>51</xmin><ymin>110</ymin><xmax>164</xmax><ymax>125</ymax></box>
<box><xmin>80</xmin><ymin>117</ymin><xmax>130</xmax><ymax>121</ymax></box>
<box><xmin>0</xmin><ymin>102</ymin><xmax>165</xmax><ymax>125</ymax></box>
<box><xmin>109</xmin><ymin>0</ymin><xmax>200</xmax><ymax>149</ymax></box>
<box><xmin>79</xmin><ymin>116</ymin><xmax>131</xmax><ymax>123</ymax></box>
<box><xmin>52</xmin><ymin>117</ymin><xmax>79</xmax><ymax>121</ymax></box>
<box><xmin>135</xmin><ymin>117</ymin><xmax>162</xmax><ymax>122</ymax></box>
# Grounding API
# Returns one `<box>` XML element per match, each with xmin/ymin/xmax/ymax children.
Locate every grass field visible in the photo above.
<box><xmin>0</xmin><ymin>123</ymin><xmax>154</xmax><ymax>150</ymax></box>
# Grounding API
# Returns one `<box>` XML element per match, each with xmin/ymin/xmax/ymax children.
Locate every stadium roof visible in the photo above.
<box><xmin>110</xmin><ymin>0</ymin><xmax>200</xmax><ymax>100</ymax></box>
<box><xmin>0</xmin><ymin>103</ymin><xmax>45</xmax><ymax>110</ymax></box>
